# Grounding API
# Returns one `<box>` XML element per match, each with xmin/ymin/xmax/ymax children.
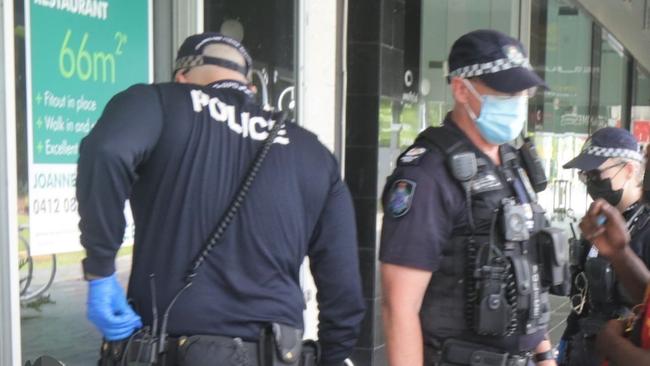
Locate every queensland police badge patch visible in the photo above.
<box><xmin>387</xmin><ymin>179</ymin><xmax>416</xmax><ymax>218</ymax></box>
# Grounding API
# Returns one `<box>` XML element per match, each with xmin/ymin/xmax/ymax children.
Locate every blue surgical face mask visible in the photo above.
<box><xmin>462</xmin><ymin>79</ymin><xmax>528</xmax><ymax>145</ymax></box>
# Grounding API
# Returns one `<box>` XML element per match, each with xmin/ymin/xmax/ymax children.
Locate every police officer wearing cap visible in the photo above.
<box><xmin>557</xmin><ymin>128</ymin><xmax>650</xmax><ymax>366</ymax></box>
<box><xmin>380</xmin><ymin>29</ymin><xmax>566</xmax><ymax>366</ymax></box>
<box><xmin>77</xmin><ymin>32</ymin><xmax>365</xmax><ymax>366</ymax></box>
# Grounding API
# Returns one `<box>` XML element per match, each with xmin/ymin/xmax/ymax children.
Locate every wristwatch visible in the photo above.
<box><xmin>533</xmin><ymin>349</ymin><xmax>555</xmax><ymax>363</ymax></box>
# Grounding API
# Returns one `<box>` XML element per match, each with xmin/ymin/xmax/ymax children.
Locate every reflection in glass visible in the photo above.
<box><xmin>595</xmin><ymin>30</ymin><xmax>629</xmax><ymax>131</ymax></box>
<box><xmin>205</xmin><ymin>0</ymin><xmax>296</xmax><ymax>119</ymax></box>
<box><xmin>529</xmin><ymin>0</ymin><xmax>593</xmax><ymax>222</ymax></box>
<box><xmin>631</xmin><ymin>65</ymin><xmax>650</xmax><ymax>149</ymax></box>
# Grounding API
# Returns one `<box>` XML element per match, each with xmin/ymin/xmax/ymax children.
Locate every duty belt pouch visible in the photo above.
<box><xmin>260</xmin><ymin>323</ymin><xmax>303</xmax><ymax>366</ymax></box>
<box><xmin>98</xmin><ymin>340</ymin><xmax>126</xmax><ymax>366</ymax></box>
<box><xmin>569</xmin><ymin>238</ymin><xmax>589</xmax><ymax>270</ymax></box>
<box><xmin>123</xmin><ymin>335</ymin><xmax>159</xmax><ymax>365</ymax></box>
<box><xmin>475</xmin><ymin>276</ymin><xmax>510</xmax><ymax>336</ymax></box>
<box><xmin>98</xmin><ymin>335</ymin><xmax>159</xmax><ymax>366</ymax></box>
<box><xmin>536</xmin><ymin>227</ymin><xmax>571</xmax><ymax>296</ymax></box>
<box><xmin>440</xmin><ymin>339</ymin><xmax>507</xmax><ymax>366</ymax></box>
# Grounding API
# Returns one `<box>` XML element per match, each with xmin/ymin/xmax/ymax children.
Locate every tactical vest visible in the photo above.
<box><xmin>412</xmin><ymin>126</ymin><xmax>558</xmax><ymax>348</ymax></box>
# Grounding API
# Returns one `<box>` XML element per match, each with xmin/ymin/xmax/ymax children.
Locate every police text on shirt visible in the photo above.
<box><xmin>190</xmin><ymin>89</ymin><xmax>290</xmax><ymax>145</ymax></box>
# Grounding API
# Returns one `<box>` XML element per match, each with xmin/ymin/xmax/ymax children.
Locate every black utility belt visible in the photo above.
<box><xmin>440</xmin><ymin>339</ymin><xmax>532</xmax><ymax>366</ymax></box>
<box><xmin>99</xmin><ymin>324</ymin><xmax>320</xmax><ymax>366</ymax></box>
<box><xmin>99</xmin><ymin>334</ymin><xmax>258</xmax><ymax>366</ymax></box>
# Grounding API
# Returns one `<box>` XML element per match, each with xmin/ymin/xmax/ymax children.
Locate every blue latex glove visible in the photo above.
<box><xmin>87</xmin><ymin>273</ymin><xmax>142</xmax><ymax>341</ymax></box>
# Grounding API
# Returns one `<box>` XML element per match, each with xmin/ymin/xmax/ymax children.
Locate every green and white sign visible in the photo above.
<box><xmin>26</xmin><ymin>0</ymin><xmax>150</xmax><ymax>255</ymax></box>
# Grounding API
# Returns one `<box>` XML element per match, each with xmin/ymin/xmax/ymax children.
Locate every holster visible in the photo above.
<box><xmin>259</xmin><ymin>323</ymin><xmax>320</xmax><ymax>366</ymax></box>
<box><xmin>98</xmin><ymin>333</ymin><xmax>159</xmax><ymax>366</ymax></box>
<box><xmin>98</xmin><ymin>339</ymin><xmax>128</xmax><ymax>366</ymax></box>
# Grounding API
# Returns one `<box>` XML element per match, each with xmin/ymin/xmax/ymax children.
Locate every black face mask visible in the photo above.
<box><xmin>587</xmin><ymin>177</ymin><xmax>623</xmax><ymax>206</ymax></box>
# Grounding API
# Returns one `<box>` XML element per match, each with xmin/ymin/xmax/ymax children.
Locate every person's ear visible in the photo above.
<box><xmin>175</xmin><ymin>69</ymin><xmax>189</xmax><ymax>83</ymax></box>
<box><xmin>451</xmin><ymin>77</ymin><xmax>470</xmax><ymax>104</ymax></box>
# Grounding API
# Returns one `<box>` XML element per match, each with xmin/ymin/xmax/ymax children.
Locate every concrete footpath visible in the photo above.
<box><xmin>21</xmin><ymin>255</ymin><xmax>132</xmax><ymax>365</ymax></box>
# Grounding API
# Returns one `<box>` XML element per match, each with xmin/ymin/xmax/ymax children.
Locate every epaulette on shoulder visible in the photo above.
<box><xmin>397</xmin><ymin>145</ymin><xmax>430</xmax><ymax>166</ymax></box>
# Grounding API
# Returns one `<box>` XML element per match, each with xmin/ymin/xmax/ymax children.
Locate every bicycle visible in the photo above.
<box><xmin>18</xmin><ymin>224</ymin><xmax>57</xmax><ymax>303</ymax></box>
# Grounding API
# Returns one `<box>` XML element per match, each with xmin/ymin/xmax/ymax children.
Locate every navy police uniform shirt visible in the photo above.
<box><xmin>77</xmin><ymin>80</ymin><xmax>365</xmax><ymax>365</ymax></box>
<box><xmin>379</xmin><ymin>117</ymin><xmax>545</xmax><ymax>353</ymax></box>
<box><xmin>379</xmin><ymin>127</ymin><xmax>466</xmax><ymax>272</ymax></box>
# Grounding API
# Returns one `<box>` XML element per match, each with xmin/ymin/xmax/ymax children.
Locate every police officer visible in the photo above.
<box><xmin>380</xmin><ymin>29</ymin><xmax>562</xmax><ymax>366</ymax></box>
<box><xmin>558</xmin><ymin>128</ymin><xmax>650</xmax><ymax>366</ymax></box>
<box><xmin>580</xmin><ymin>199</ymin><xmax>650</xmax><ymax>365</ymax></box>
<box><xmin>76</xmin><ymin>32</ymin><xmax>365</xmax><ymax>366</ymax></box>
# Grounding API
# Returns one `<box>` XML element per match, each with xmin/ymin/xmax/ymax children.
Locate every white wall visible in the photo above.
<box><xmin>0</xmin><ymin>0</ymin><xmax>22</xmax><ymax>364</ymax></box>
<box><xmin>297</xmin><ymin>0</ymin><xmax>342</xmax><ymax>154</ymax></box>
<box><xmin>296</xmin><ymin>0</ymin><xmax>344</xmax><ymax>340</ymax></box>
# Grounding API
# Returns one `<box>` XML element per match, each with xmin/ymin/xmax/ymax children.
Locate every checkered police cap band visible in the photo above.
<box><xmin>174</xmin><ymin>34</ymin><xmax>252</xmax><ymax>76</ymax></box>
<box><xmin>583</xmin><ymin>146</ymin><xmax>644</xmax><ymax>162</ymax></box>
<box><xmin>448</xmin><ymin>56</ymin><xmax>532</xmax><ymax>79</ymax></box>
<box><xmin>175</xmin><ymin>55</ymin><xmax>249</xmax><ymax>76</ymax></box>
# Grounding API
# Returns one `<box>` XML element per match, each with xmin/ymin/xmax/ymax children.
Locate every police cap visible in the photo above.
<box><xmin>563</xmin><ymin>127</ymin><xmax>643</xmax><ymax>171</ymax></box>
<box><xmin>447</xmin><ymin>29</ymin><xmax>548</xmax><ymax>93</ymax></box>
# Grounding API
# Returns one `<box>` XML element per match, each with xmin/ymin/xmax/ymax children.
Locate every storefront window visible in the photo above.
<box><xmin>528</xmin><ymin>0</ymin><xmax>593</xmax><ymax>223</ymax></box>
<box><xmin>205</xmin><ymin>0</ymin><xmax>296</xmax><ymax>120</ymax></box>
<box><xmin>595</xmin><ymin>30</ymin><xmax>630</xmax><ymax>131</ymax></box>
<box><xmin>378</xmin><ymin>0</ymin><xmax>523</xmax><ymax>191</ymax></box>
<box><xmin>631</xmin><ymin>65</ymin><xmax>650</xmax><ymax>147</ymax></box>
<box><xmin>528</xmin><ymin>0</ymin><xmax>637</xmax><ymax>223</ymax></box>
<box><xmin>17</xmin><ymin>0</ymin><xmax>151</xmax><ymax>363</ymax></box>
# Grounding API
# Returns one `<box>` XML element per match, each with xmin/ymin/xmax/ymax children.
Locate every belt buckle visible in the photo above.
<box><xmin>508</xmin><ymin>353</ymin><xmax>530</xmax><ymax>366</ymax></box>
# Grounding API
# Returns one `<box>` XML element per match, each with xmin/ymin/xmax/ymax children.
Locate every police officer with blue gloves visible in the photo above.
<box><xmin>77</xmin><ymin>32</ymin><xmax>365</xmax><ymax>366</ymax></box>
<box><xmin>380</xmin><ymin>29</ymin><xmax>567</xmax><ymax>366</ymax></box>
<box><xmin>557</xmin><ymin>128</ymin><xmax>650</xmax><ymax>366</ymax></box>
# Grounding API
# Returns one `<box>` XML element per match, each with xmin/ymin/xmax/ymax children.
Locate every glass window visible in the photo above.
<box><xmin>378</xmin><ymin>0</ymin><xmax>523</xmax><ymax>190</ymax></box>
<box><xmin>205</xmin><ymin>0</ymin><xmax>297</xmax><ymax>120</ymax></box>
<box><xmin>17</xmin><ymin>0</ymin><xmax>151</xmax><ymax>364</ymax></box>
<box><xmin>631</xmin><ymin>64</ymin><xmax>650</xmax><ymax>148</ymax></box>
<box><xmin>594</xmin><ymin>30</ymin><xmax>630</xmax><ymax>131</ymax></box>
<box><xmin>528</xmin><ymin>0</ymin><xmax>593</xmax><ymax>222</ymax></box>
<box><xmin>417</xmin><ymin>0</ymin><xmax>521</xmax><ymax>130</ymax></box>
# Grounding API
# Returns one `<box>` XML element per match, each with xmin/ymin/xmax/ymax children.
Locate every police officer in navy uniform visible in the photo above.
<box><xmin>76</xmin><ymin>32</ymin><xmax>365</xmax><ymax>366</ymax></box>
<box><xmin>557</xmin><ymin>128</ymin><xmax>650</xmax><ymax>366</ymax></box>
<box><xmin>380</xmin><ymin>29</ymin><xmax>563</xmax><ymax>366</ymax></box>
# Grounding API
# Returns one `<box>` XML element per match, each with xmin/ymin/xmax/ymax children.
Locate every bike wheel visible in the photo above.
<box><xmin>18</xmin><ymin>236</ymin><xmax>33</xmax><ymax>295</ymax></box>
<box><xmin>20</xmin><ymin>253</ymin><xmax>57</xmax><ymax>302</ymax></box>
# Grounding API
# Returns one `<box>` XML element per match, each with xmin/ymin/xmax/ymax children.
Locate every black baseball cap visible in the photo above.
<box><xmin>174</xmin><ymin>32</ymin><xmax>253</xmax><ymax>77</ymax></box>
<box><xmin>447</xmin><ymin>29</ymin><xmax>548</xmax><ymax>93</ymax></box>
<box><xmin>563</xmin><ymin>127</ymin><xmax>643</xmax><ymax>171</ymax></box>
